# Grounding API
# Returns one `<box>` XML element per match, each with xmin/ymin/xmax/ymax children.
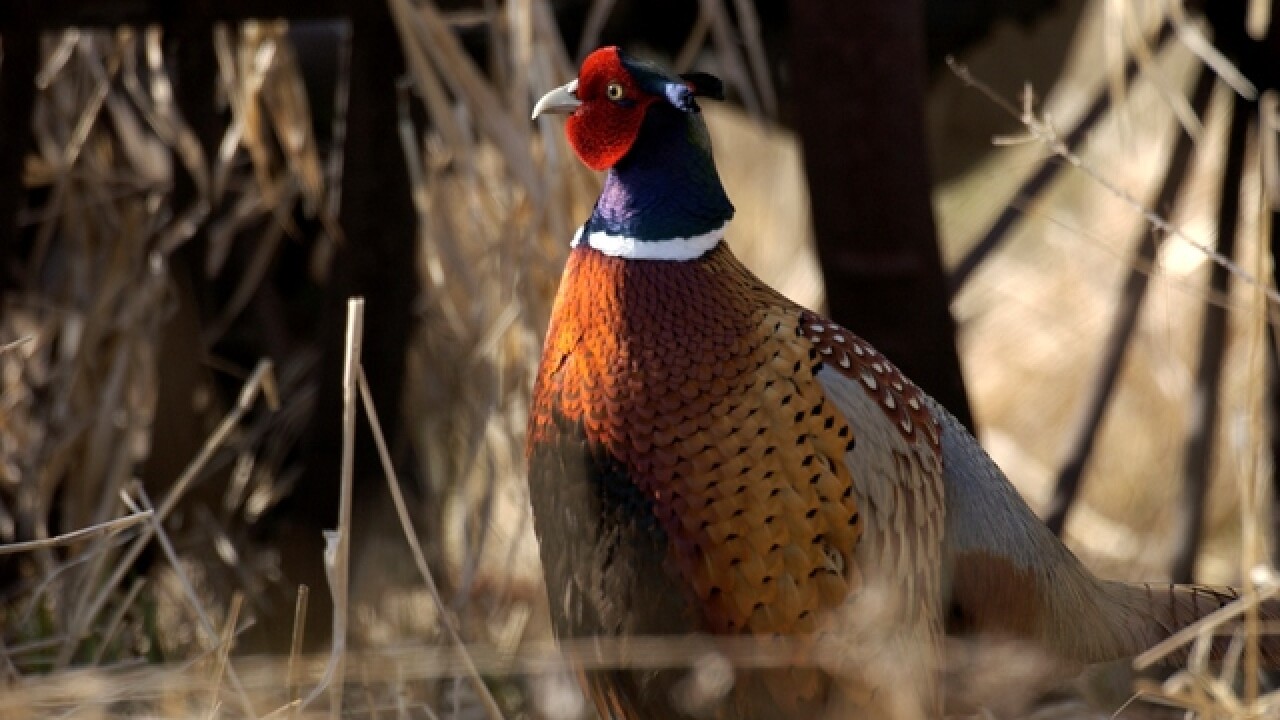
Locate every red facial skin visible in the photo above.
<box><xmin>566</xmin><ymin>47</ymin><xmax>659</xmax><ymax>171</ymax></box>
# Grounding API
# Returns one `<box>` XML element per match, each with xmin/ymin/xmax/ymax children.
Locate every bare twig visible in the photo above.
<box><xmin>674</xmin><ymin>7</ymin><xmax>711</xmax><ymax>74</ymax></box>
<box><xmin>729</xmin><ymin>0</ymin><xmax>777</xmax><ymax>118</ymax></box>
<box><xmin>127</xmin><ymin>486</ymin><xmax>258</xmax><ymax>719</ymax></box>
<box><xmin>1165</xmin><ymin>0</ymin><xmax>1257</xmax><ymax>100</ymax></box>
<box><xmin>206</xmin><ymin>593</ymin><xmax>245</xmax><ymax>720</ymax></box>
<box><xmin>697</xmin><ymin>0</ymin><xmax>761</xmax><ymax>117</ymax></box>
<box><xmin>0</xmin><ymin>510</ymin><xmax>153</xmax><ymax>556</ymax></box>
<box><xmin>947</xmin><ymin>56</ymin><xmax>1280</xmax><ymax>309</ymax></box>
<box><xmin>576</xmin><ymin>0</ymin><xmax>617</xmax><ymax>61</ymax></box>
<box><xmin>1239</xmin><ymin>90</ymin><xmax>1278</xmax><ymax>706</ymax></box>
<box><xmin>287</xmin><ymin>584</ymin><xmax>310</xmax><ymax>719</ymax></box>
<box><xmin>0</xmin><ymin>335</ymin><xmax>34</xmax><ymax>354</ymax></box>
<box><xmin>357</xmin><ymin>366</ymin><xmax>505</xmax><ymax>720</ymax></box>
<box><xmin>949</xmin><ymin>25</ymin><xmax>1173</xmax><ymax>294</ymax></box>
<box><xmin>89</xmin><ymin>576</ymin><xmax>146</xmax><ymax>666</ymax></box>
<box><xmin>301</xmin><ymin>298</ymin><xmax>362</xmax><ymax>717</ymax></box>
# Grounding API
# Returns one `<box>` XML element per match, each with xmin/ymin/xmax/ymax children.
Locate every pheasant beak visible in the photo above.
<box><xmin>531</xmin><ymin>79</ymin><xmax>581</xmax><ymax>120</ymax></box>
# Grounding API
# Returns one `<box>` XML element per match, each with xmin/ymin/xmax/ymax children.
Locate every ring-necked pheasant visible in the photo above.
<box><xmin>527</xmin><ymin>47</ymin><xmax>1274</xmax><ymax>719</ymax></box>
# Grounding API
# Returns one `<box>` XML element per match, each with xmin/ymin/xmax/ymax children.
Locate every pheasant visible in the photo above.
<box><xmin>527</xmin><ymin>47</ymin><xmax>1274</xmax><ymax>719</ymax></box>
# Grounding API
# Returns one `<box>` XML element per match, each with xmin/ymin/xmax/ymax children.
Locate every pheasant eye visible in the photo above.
<box><xmin>606</xmin><ymin>82</ymin><xmax>626</xmax><ymax>101</ymax></box>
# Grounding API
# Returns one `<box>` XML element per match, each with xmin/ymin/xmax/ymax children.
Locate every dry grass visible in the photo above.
<box><xmin>935</xmin><ymin>0</ymin><xmax>1280</xmax><ymax>715</ymax></box>
<box><xmin>1</xmin><ymin>0</ymin><xmax>1278</xmax><ymax>718</ymax></box>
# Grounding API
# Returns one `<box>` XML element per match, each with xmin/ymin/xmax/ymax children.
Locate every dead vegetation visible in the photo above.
<box><xmin>0</xmin><ymin>0</ymin><xmax>1278</xmax><ymax>718</ymax></box>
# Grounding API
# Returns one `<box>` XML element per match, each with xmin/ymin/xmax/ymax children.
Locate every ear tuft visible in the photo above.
<box><xmin>663</xmin><ymin>83</ymin><xmax>700</xmax><ymax>113</ymax></box>
<box><xmin>680</xmin><ymin>72</ymin><xmax>725</xmax><ymax>101</ymax></box>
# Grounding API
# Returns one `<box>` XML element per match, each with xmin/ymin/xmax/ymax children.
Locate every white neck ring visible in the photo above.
<box><xmin>571</xmin><ymin>220</ymin><xmax>728</xmax><ymax>261</ymax></box>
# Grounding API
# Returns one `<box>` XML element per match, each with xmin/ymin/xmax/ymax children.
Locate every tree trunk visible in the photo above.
<box><xmin>790</xmin><ymin>0</ymin><xmax>973</xmax><ymax>429</ymax></box>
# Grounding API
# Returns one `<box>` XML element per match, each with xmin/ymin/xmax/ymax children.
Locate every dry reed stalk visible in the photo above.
<box><xmin>0</xmin><ymin>510</ymin><xmax>152</xmax><ymax>556</ymax></box>
<box><xmin>0</xmin><ymin>336</ymin><xmax>35</xmax><ymax>354</ymax></box>
<box><xmin>358</xmin><ymin>366</ymin><xmax>505</xmax><ymax>720</ymax></box>
<box><xmin>577</xmin><ymin>0</ymin><xmax>618</xmax><ymax>60</ymax></box>
<box><xmin>207</xmin><ymin>593</ymin><xmax>245</xmax><ymax>720</ymax></box>
<box><xmin>129</xmin><ymin>479</ymin><xmax>258</xmax><ymax>717</ymax></box>
<box><xmin>88</xmin><ymin>575</ymin><xmax>146</xmax><ymax>666</ymax></box>
<box><xmin>697</xmin><ymin>0</ymin><xmax>762</xmax><ymax>117</ymax></box>
<box><xmin>391</xmin><ymin>0</ymin><xmax>540</xmax><ymax>194</ymax></box>
<box><xmin>728</xmin><ymin>0</ymin><xmax>776</xmax><ymax>118</ymax></box>
<box><xmin>286</xmin><ymin>584</ymin><xmax>310</xmax><ymax>719</ymax></box>
<box><xmin>1106</xmin><ymin>0</ymin><xmax>1203</xmax><ymax>139</ymax></box>
<box><xmin>300</xmin><ymin>298</ymin><xmax>361</xmax><ymax>719</ymax></box>
<box><xmin>1235</xmin><ymin>164</ymin><xmax>1272</xmax><ymax>709</ymax></box>
<box><xmin>674</xmin><ymin>7</ymin><xmax>711</xmax><ymax>73</ymax></box>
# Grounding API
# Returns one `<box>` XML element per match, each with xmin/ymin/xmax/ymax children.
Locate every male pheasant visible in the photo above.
<box><xmin>527</xmin><ymin>47</ymin><xmax>1273</xmax><ymax>719</ymax></box>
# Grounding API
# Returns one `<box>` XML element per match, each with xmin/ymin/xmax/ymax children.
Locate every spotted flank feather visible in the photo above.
<box><xmin>800</xmin><ymin>311</ymin><xmax>940</xmax><ymax>452</ymax></box>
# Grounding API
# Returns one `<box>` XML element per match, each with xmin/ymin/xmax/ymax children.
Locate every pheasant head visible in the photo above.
<box><xmin>533</xmin><ymin>46</ymin><xmax>734</xmax><ymax>260</ymax></box>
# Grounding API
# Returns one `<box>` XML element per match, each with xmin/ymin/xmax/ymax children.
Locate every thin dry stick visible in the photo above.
<box><xmin>261</xmin><ymin>701</ymin><xmax>303</xmax><ymax>720</ymax></box>
<box><xmin>359</xmin><ymin>664</ymin><xmax>381</xmax><ymax>720</ymax></box>
<box><xmin>697</xmin><ymin>0</ymin><xmax>761</xmax><ymax>116</ymax></box>
<box><xmin>1240</xmin><ymin>127</ymin><xmax>1278</xmax><ymax>706</ymax></box>
<box><xmin>89</xmin><ymin>575</ymin><xmax>146</xmax><ymax>665</ymax></box>
<box><xmin>55</xmin><ymin>360</ymin><xmax>277</xmax><ymax>672</ymax></box>
<box><xmin>0</xmin><ymin>637</ymin><xmax>17</xmax><ymax>683</ymax></box>
<box><xmin>34</xmin><ymin>29</ymin><xmax>79</xmax><ymax>88</ymax></box>
<box><xmin>207</xmin><ymin>593</ymin><xmax>245</xmax><ymax>720</ymax></box>
<box><xmin>1165</xmin><ymin>0</ymin><xmax>1257</xmax><ymax>100</ymax></box>
<box><xmin>1112</xmin><ymin>0</ymin><xmax>1202</xmax><ymax>139</ymax></box>
<box><xmin>674</xmin><ymin>7</ymin><xmax>711</xmax><ymax>74</ymax></box>
<box><xmin>729</xmin><ymin>0</ymin><xmax>777</xmax><ymax>118</ymax></box>
<box><xmin>127</xmin><ymin>485</ymin><xmax>258</xmax><ymax>720</ymax></box>
<box><xmin>0</xmin><ymin>335</ymin><xmax>34</xmax><ymax>354</ymax></box>
<box><xmin>301</xmin><ymin>298</ymin><xmax>363</xmax><ymax>717</ymax></box>
<box><xmin>1002</xmin><ymin>193</ymin><xmax>1251</xmax><ymax>315</ymax></box>
<box><xmin>949</xmin><ymin>25</ymin><xmax>1173</xmax><ymax>294</ymax></box>
<box><xmin>356</xmin><ymin>366</ymin><xmax>506</xmax><ymax>720</ymax></box>
<box><xmin>0</xmin><ymin>510</ymin><xmax>153</xmax><ymax>556</ymax></box>
<box><xmin>391</xmin><ymin>0</ymin><xmax>541</xmax><ymax>194</ymax></box>
<box><xmin>947</xmin><ymin>56</ymin><xmax>1280</xmax><ymax>309</ymax></box>
<box><xmin>61</xmin><ymin>34</ymin><xmax>117</xmax><ymax>170</ymax></box>
<box><xmin>22</xmin><ymin>526</ymin><xmax>134</xmax><ymax>630</ymax></box>
<box><xmin>287</xmin><ymin>584</ymin><xmax>310</xmax><ymax>720</ymax></box>
<box><xmin>576</xmin><ymin>0</ymin><xmax>617</xmax><ymax>61</ymax></box>
<box><xmin>1262</xmin><ymin>93</ymin><xmax>1279</xmax><ymax>209</ymax></box>
<box><xmin>281</xmin><ymin>633</ymin><xmax>888</xmax><ymax>682</ymax></box>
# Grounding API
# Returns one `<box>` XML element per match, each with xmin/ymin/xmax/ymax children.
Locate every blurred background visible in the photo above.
<box><xmin>0</xmin><ymin>0</ymin><xmax>1278</xmax><ymax>717</ymax></box>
